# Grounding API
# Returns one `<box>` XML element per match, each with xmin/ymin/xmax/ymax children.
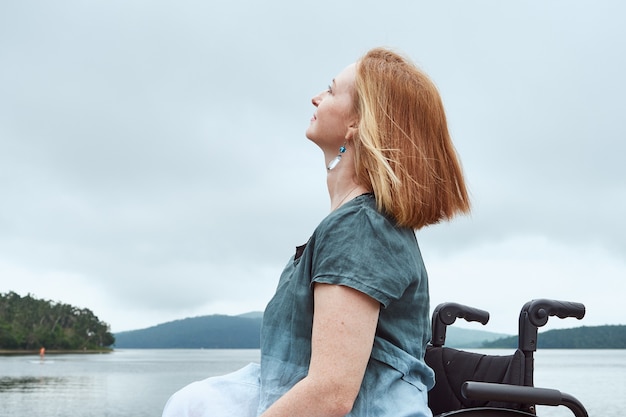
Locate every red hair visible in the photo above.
<box><xmin>353</xmin><ymin>48</ymin><xmax>470</xmax><ymax>229</ymax></box>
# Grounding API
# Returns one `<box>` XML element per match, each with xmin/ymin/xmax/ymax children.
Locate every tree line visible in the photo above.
<box><xmin>0</xmin><ymin>291</ymin><xmax>115</xmax><ymax>350</ymax></box>
<box><xmin>481</xmin><ymin>325</ymin><xmax>626</xmax><ymax>349</ymax></box>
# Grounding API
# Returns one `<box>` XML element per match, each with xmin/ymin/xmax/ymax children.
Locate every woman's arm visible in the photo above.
<box><xmin>260</xmin><ymin>282</ymin><xmax>380</xmax><ymax>417</ymax></box>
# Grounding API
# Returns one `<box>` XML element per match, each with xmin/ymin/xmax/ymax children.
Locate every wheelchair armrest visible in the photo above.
<box><xmin>461</xmin><ymin>381</ymin><xmax>589</xmax><ymax>417</ymax></box>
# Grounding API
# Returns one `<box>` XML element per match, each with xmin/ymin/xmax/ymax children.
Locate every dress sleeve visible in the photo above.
<box><xmin>310</xmin><ymin>203</ymin><xmax>420</xmax><ymax>308</ymax></box>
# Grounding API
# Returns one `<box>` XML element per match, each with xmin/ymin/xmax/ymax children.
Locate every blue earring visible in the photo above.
<box><xmin>327</xmin><ymin>144</ymin><xmax>346</xmax><ymax>171</ymax></box>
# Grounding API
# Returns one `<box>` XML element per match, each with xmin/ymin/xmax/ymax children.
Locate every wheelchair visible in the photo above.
<box><xmin>425</xmin><ymin>299</ymin><xmax>589</xmax><ymax>417</ymax></box>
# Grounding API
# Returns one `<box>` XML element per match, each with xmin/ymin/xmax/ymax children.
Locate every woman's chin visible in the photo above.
<box><xmin>304</xmin><ymin>128</ymin><xmax>316</xmax><ymax>143</ymax></box>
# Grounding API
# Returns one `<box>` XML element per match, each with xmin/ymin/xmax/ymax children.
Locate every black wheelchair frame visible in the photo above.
<box><xmin>425</xmin><ymin>299</ymin><xmax>588</xmax><ymax>417</ymax></box>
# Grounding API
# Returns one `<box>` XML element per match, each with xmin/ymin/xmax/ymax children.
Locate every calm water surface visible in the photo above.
<box><xmin>0</xmin><ymin>349</ymin><xmax>623</xmax><ymax>417</ymax></box>
<box><xmin>0</xmin><ymin>349</ymin><xmax>260</xmax><ymax>417</ymax></box>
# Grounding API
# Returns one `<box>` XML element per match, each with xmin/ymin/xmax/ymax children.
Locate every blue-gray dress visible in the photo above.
<box><xmin>258</xmin><ymin>193</ymin><xmax>435</xmax><ymax>416</ymax></box>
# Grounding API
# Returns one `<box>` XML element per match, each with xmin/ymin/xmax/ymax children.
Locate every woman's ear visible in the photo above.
<box><xmin>345</xmin><ymin>120</ymin><xmax>359</xmax><ymax>140</ymax></box>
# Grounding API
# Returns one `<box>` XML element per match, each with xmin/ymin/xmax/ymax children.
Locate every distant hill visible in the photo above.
<box><xmin>482</xmin><ymin>325</ymin><xmax>626</xmax><ymax>349</ymax></box>
<box><xmin>236</xmin><ymin>311</ymin><xmax>264</xmax><ymax>320</ymax></box>
<box><xmin>113</xmin><ymin>312</ymin><xmax>507</xmax><ymax>349</ymax></box>
<box><xmin>115</xmin><ymin>313</ymin><xmax>626</xmax><ymax>350</ymax></box>
<box><xmin>445</xmin><ymin>326</ymin><xmax>510</xmax><ymax>348</ymax></box>
<box><xmin>114</xmin><ymin>313</ymin><xmax>262</xmax><ymax>349</ymax></box>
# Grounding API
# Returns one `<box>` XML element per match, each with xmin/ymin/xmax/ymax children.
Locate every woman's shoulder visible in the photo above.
<box><xmin>316</xmin><ymin>193</ymin><xmax>412</xmax><ymax>239</ymax></box>
<box><xmin>319</xmin><ymin>193</ymin><xmax>376</xmax><ymax>224</ymax></box>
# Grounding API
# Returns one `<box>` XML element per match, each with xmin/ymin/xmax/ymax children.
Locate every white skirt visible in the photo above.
<box><xmin>162</xmin><ymin>363</ymin><xmax>261</xmax><ymax>417</ymax></box>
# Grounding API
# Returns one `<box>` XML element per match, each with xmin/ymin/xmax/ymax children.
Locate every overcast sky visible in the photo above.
<box><xmin>1</xmin><ymin>0</ymin><xmax>624</xmax><ymax>335</ymax></box>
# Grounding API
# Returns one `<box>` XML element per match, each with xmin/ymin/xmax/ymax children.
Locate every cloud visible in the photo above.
<box><xmin>423</xmin><ymin>234</ymin><xmax>624</xmax><ymax>333</ymax></box>
<box><xmin>1</xmin><ymin>0</ymin><xmax>625</xmax><ymax>333</ymax></box>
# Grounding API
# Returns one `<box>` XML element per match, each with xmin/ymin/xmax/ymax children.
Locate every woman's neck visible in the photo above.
<box><xmin>327</xmin><ymin>171</ymin><xmax>368</xmax><ymax>211</ymax></box>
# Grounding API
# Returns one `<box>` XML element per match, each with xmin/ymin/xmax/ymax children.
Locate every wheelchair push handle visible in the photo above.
<box><xmin>523</xmin><ymin>299</ymin><xmax>586</xmax><ymax>327</ymax></box>
<box><xmin>433</xmin><ymin>302</ymin><xmax>490</xmax><ymax>326</ymax></box>
<box><xmin>519</xmin><ymin>299</ymin><xmax>586</xmax><ymax>354</ymax></box>
<box><xmin>431</xmin><ymin>302</ymin><xmax>489</xmax><ymax>347</ymax></box>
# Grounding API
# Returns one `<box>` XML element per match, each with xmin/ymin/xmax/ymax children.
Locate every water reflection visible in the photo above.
<box><xmin>0</xmin><ymin>376</ymin><xmax>65</xmax><ymax>392</ymax></box>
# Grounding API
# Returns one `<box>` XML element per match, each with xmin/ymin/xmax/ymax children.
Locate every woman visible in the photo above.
<box><xmin>163</xmin><ymin>47</ymin><xmax>469</xmax><ymax>417</ymax></box>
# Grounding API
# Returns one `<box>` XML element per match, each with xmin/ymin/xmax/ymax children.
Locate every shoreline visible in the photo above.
<box><xmin>0</xmin><ymin>349</ymin><xmax>113</xmax><ymax>356</ymax></box>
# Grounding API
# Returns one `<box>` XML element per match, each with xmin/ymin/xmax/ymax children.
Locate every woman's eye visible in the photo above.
<box><xmin>327</xmin><ymin>85</ymin><xmax>333</xmax><ymax>94</ymax></box>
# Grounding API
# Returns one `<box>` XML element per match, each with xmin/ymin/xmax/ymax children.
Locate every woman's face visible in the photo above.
<box><xmin>306</xmin><ymin>63</ymin><xmax>358</xmax><ymax>149</ymax></box>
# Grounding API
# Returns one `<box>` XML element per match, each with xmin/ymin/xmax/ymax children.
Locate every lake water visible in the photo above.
<box><xmin>0</xmin><ymin>349</ymin><xmax>623</xmax><ymax>416</ymax></box>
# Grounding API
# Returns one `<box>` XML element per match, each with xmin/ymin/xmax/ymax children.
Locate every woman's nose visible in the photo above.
<box><xmin>311</xmin><ymin>90</ymin><xmax>325</xmax><ymax>107</ymax></box>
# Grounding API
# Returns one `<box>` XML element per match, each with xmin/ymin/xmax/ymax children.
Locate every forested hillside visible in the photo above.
<box><xmin>0</xmin><ymin>291</ymin><xmax>115</xmax><ymax>350</ymax></box>
<box><xmin>114</xmin><ymin>314</ymin><xmax>263</xmax><ymax>348</ymax></box>
<box><xmin>482</xmin><ymin>325</ymin><xmax>626</xmax><ymax>348</ymax></box>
